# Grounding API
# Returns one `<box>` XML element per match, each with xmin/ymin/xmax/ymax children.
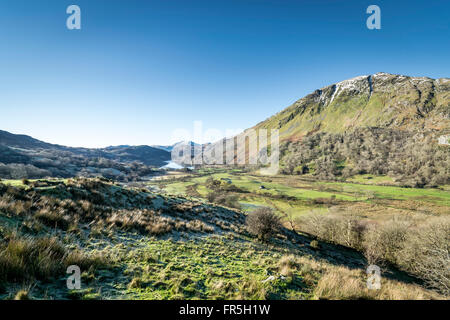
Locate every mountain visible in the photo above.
<box><xmin>0</xmin><ymin>130</ymin><xmax>171</xmax><ymax>180</ymax></box>
<box><xmin>152</xmin><ymin>141</ymin><xmax>202</xmax><ymax>153</ymax></box>
<box><xmin>102</xmin><ymin>145</ymin><xmax>171</xmax><ymax>166</ymax></box>
<box><xmin>253</xmin><ymin>72</ymin><xmax>449</xmax><ymax>141</ymax></box>
<box><xmin>0</xmin><ymin>130</ymin><xmax>57</xmax><ymax>149</ymax></box>
<box><xmin>151</xmin><ymin>145</ymin><xmax>174</xmax><ymax>152</ymax></box>
<box><xmin>200</xmin><ymin>73</ymin><xmax>449</xmax><ymax>186</ymax></box>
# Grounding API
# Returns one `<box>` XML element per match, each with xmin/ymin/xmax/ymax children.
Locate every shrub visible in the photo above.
<box><xmin>296</xmin><ymin>213</ymin><xmax>367</xmax><ymax>250</ymax></box>
<box><xmin>246</xmin><ymin>207</ymin><xmax>281</xmax><ymax>242</ymax></box>
<box><xmin>398</xmin><ymin>219</ymin><xmax>450</xmax><ymax>295</ymax></box>
<box><xmin>363</xmin><ymin>221</ymin><xmax>409</xmax><ymax>265</ymax></box>
<box><xmin>207</xmin><ymin>192</ymin><xmax>240</xmax><ymax>209</ymax></box>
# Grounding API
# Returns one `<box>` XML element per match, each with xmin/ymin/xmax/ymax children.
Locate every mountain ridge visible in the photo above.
<box><xmin>0</xmin><ymin>130</ymin><xmax>171</xmax><ymax>180</ymax></box>
<box><xmin>252</xmin><ymin>72</ymin><xmax>449</xmax><ymax>142</ymax></box>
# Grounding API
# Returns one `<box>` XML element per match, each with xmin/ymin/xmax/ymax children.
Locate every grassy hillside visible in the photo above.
<box><xmin>0</xmin><ymin>177</ymin><xmax>445</xmax><ymax>299</ymax></box>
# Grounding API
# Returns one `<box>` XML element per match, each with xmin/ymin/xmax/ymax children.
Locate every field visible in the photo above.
<box><xmin>148</xmin><ymin>169</ymin><xmax>450</xmax><ymax>219</ymax></box>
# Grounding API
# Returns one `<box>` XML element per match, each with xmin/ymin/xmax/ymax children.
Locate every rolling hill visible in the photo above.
<box><xmin>0</xmin><ymin>130</ymin><xmax>171</xmax><ymax>180</ymax></box>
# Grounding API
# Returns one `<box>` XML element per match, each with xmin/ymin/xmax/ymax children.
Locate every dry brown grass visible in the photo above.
<box><xmin>0</xmin><ymin>194</ymin><xmax>31</xmax><ymax>216</ymax></box>
<box><xmin>314</xmin><ymin>266</ymin><xmax>442</xmax><ymax>300</ymax></box>
<box><xmin>34</xmin><ymin>208</ymin><xmax>70</xmax><ymax>230</ymax></box>
<box><xmin>278</xmin><ymin>255</ymin><xmax>299</xmax><ymax>277</ymax></box>
<box><xmin>146</xmin><ymin>219</ymin><xmax>174</xmax><ymax>235</ymax></box>
<box><xmin>14</xmin><ymin>289</ymin><xmax>30</xmax><ymax>300</ymax></box>
<box><xmin>0</xmin><ymin>234</ymin><xmax>108</xmax><ymax>285</ymax></box>
<box><xmin>235</xmin><ymin>277</ymin><xmax>268</xmax><ymax>300</ymax></box>
<box><xmin>275</xmin><ymin>254</ymin><xmax>444</xmax><ymax>300</ymax></box>
<box><xmin>0</xmin><ymin>236</ymin><xmax>66</xmax><ymax>283</ymax></box>
<box><xmin>186</xmin><ymin>219</ymin><xmax>214</xmax><ymax>233</ymax></box>
<box><xmin>0</xmin><ymin>180</ymin><xmax>226</xmax><ymax>240</ymax></box>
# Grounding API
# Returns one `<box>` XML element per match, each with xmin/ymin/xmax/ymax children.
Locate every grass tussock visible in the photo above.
<box><xmin>14</xmin><ymin>290</ymin><xmax>30</xmax><ymax>300</ymax></box>
<box><xmin>34</xmin><ymin>208</ymin><xmax>70</xmax><ymax>230</ymax></box>
<box><xmin>0</xmin><ymin>234</ymin><xmax>108</xmax><ymax>285</ymax></box>
<box><xmin>0</xmin><ymin>194</ymin><xmax>31</xmax><ymax>216</ymax></box>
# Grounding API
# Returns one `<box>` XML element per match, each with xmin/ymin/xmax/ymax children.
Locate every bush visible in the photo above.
<box><xmin>246</xmin><ymin>207</ymin><xmax>281</xmax><ymax>242</ymax></box>
<box><xmin>296</xmin><ymin>213</ymin><xmax>367</xmax><ymax>250</ymax></box>
<box><xmin>363</xmin><ymin>221</ymin><xmax>409</xmax><ymax>265</ymax></box>
<box><xmin>207</xmin><ymin>192</ymin><xmax>240</xmax><ymax>209</ymax></box>
<box><xmin>398</xmin><ymin>219</ymin><xmax>450</xmax><ymax>295</ymax></box>
<box><xmin>298</xmin><ymin>211</ymin><xmax>450</xmax><ymax>294</ymax></box>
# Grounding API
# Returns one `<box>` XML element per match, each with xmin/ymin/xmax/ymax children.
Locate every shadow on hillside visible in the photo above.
<box><xmin>278</xmin><ymin>227</ymin><xmax>425</xmax><ymax>287</ymax></box>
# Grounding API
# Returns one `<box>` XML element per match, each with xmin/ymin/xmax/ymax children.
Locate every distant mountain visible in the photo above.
<box><xmin>151</xmin><ymin>145</ymin><xmax>174</xmax><ymax>152</ymax></box>
<box><xmin>102</xmin><ymin>145</ymin><xmax>170</xmax><ymax>166</ymax></box>
<box><xmin>0</xmin><ymin>130</ymin><xmax>57</xmax><ymax>149</ymax></box>
<box><xmin>0</xmin><ymin>130</ymin><xmax>171</xmax><ymax>180</ymax></box>
<box><xmin>152</xmin><ymin>141</ymin><xmax>202</xmax><ymax>153</ymax></box>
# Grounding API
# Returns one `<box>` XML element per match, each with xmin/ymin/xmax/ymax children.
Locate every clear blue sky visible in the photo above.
<box><xmin>0</xmin><ymin>0</ymin><xmax>448</xmax><ymax>147</ymax></box>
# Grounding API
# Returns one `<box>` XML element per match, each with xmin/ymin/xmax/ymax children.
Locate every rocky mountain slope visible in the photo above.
<box><xmin>254</xmin><ymin>72</ymin><xmax>449</xmax><ymax>141</ymax></box>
